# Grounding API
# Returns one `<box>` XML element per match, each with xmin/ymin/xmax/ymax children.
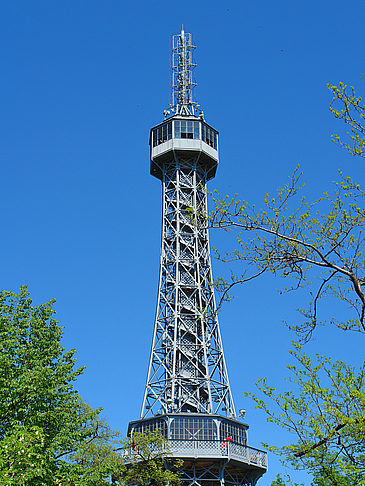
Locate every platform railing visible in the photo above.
<box><xmin>123</xmin><ymin>439</ymin><xmax>267</xmax><ymax>469</ymax></box>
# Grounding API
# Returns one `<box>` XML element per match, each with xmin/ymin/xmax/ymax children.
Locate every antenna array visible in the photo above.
<box><xmin>171</xmin><ymin>29</ymin><xmax>199</xmax><ymax>116</ymax></box>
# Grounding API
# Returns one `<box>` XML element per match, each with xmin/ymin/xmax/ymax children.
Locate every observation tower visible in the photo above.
<box><xmin>127</xmin><ymin>29</ymin><xmax>267</xmax><ymax>486</ymax></box>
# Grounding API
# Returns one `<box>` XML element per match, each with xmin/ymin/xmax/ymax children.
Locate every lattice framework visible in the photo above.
<box><xmin>179</xmin><ymin>461</ymin><xmax>262</xmax><ymax>486</ymax></box>
<box><xmin>141</xmin><ymin>155</ymin><xmax>235</xmax><ymax>419</ymax></box>
<box><xmin>171</xmin><ymin>29</ymin><xmax>199</xmax><ymax>116</ymax></box>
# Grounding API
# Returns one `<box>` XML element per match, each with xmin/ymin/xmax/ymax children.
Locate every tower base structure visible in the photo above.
<box><xmin>180</xmin><ymin>460</ymin><xmax>264</xmax><ymax>486</ymax></box>
<box><xmin>127</xmin><ymin>415</ymin><xmax>267</xmax><ymax>486</ymax></box>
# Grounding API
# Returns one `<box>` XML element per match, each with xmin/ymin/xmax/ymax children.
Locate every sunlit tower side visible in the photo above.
<box><xmin>127</xmin><ymin>29</ymin><xmax>267</xmax><ymax>486</ymax></box>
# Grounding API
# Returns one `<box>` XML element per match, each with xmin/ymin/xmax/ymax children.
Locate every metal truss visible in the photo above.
<box><xmin>171</xmin><ymin>28</ymin><xmax>199</xmax><ymax>116</ymax></box>
<box><xmin>178</xmin><ymin>461</ymin><xmax>262</xmax><ymax>486</ymax></box>
<box><xmin>141</xmin><ymin>154</ymin><xmax>235</xmax><ymax>419</ymax></box>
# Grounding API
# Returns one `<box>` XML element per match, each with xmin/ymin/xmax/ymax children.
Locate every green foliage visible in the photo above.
<box><xmin>311</xmin><ymin>466</ymin><xmax>361</xmax><ymax>486</ymax></box>
<box><xmin>209</xmin><ymin>169</ymin><xmax>365</xmax><ymax>341</ymax></box>
<box><xmin>251</xmin><ymin>344</ymin><xmax>365</xmax><ymax>484</ymax></box>
<box><xmin>207</xmin><ymin>83</ymin><xmax>365</xmax><ymax>485</ymax></box>
<box><xmin>115</xmin><ymin>430</ymin><xmax>183</xmax><ymax>486</ymax></box>
<box><xmin>271</xmin><ymin>475</ymin><xmax>288</xmax><ymax>486</ymax></box>
<box><xmin>271</xmin><ymin>474</ymin><xmax>303</xmax><ymax>486</ymax></box>
<box><xmin>0</xmin><ymin>286</ymin><xmax>182</xmax><ymax>485</ymax></box>
<box><xmin>0</xmin><ymin>285</ymin><xmax>122</xmax><ymax>484</ymax></box>
<box><xmin>209</xmin><ymin>170</ymin><xmax>365</xmax><ymax>482</ymax></box>
<box><xmin>329</xmin><ymin>82</ymin><xmax>365</xmax><ymax>158</ymax></box>
<box><xmin>0</xmin><ymin>426</ymin><xmax>49</xmax><ymax>485</ymax></box>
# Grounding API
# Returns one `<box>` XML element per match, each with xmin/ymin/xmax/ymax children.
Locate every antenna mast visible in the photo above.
<box><xmin>171</xmin><ymin>28</ymin><xmax>199</xmax><ymax>116</ymax></box>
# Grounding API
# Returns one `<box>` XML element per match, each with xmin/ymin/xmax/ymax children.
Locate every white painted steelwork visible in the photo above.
<box><xmin>128</xmin><ymin>414</ymin><xmax>267</xmax><ymax>485</ymax></box>
<box><xmin>141</xmin><ymin>130</ymin><xmax>235</xmax><ymax>418</ymax></box>
<box><xmin>123</xmin><ymin>440</ymin><xmax>267</xmax><ymax>469</ymax></box>
<box><xmin>170</xmin><ymin>28</ymin><xmax>199</xmax><ymax>116</ymax></box>
<box><xmin>126</xmin><ymin>29</ymin><xmax>267</xmax><ymax>486</ymax></box>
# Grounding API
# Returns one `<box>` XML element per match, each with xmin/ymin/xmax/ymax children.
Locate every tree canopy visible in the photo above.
<box><xmin>0</xmin><ymin>286</ymin><xmax>181</xmax><ymax>485</ymax></box>
<box><xmin>329</xmin><ymin>82</ymin><xmax>365</xmax><ymax>159</ymax></box>
<box><xmin>0</xmin><ymin>286</ymin><xmax>123</xmax><ymax>484</ymax></box>
<box><xmin>114</xmin><ymin>430</ymin><xmax>182</xmax><ymax>486</ymax></box>
<box><xmin>205</xmin><ymin>83</ymin><xmax>365</xmax><ymax>485</ymax></box>
<box><xmin>209</xmin><ymin>169</ymin><xmax>364</xmax><ymax>341</ymax></box>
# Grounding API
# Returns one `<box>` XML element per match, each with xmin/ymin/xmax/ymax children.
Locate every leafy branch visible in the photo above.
<box><xmin>207</xmin><ymin>169</ymin><xmax>365</xmax><ymax>341</ymax></box>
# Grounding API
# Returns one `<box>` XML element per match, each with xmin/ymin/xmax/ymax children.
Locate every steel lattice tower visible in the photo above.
<box><xmin>127</xmin><ymin>29</ymin><xmax>267</xmax><ymax>486</ymax></box>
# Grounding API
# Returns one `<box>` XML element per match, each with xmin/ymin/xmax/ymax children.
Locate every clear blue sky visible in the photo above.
<box><xmin>1</xmin><ymin>1</ymin><xmax>365</xmax><ymax>483</ymax></box>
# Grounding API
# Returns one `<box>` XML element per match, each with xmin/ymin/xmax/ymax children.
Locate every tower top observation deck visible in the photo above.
<box><xmin>150</xmin><ymin>29</ymin><xmax>218</xmax><ymax>181</ymax></box>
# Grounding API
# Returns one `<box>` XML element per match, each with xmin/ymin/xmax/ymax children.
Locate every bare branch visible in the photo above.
<box><xmin>215</xmin><ymin>267</ymin><xmax>268</xmax><ymax>311</ymax></box>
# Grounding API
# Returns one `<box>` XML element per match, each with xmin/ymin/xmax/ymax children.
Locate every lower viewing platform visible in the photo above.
<box><xmin>127</xmin><ymin>413</ymin><xmax>268</xmax><ymax>478</ymax></box>
<box><xmin>169</xmin><ymin>439</ymin><xmax>267</xmax><ymax>469</ymax></box>
<box><xmin>124</xmin><ymin>438</ymin><xmax>267</xmax><ymax>471</ymax></box>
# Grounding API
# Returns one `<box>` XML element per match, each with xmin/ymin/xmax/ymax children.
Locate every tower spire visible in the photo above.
<box><xmin>170</xmin><ymin>29</ymin><xmax>199</xmax><ymax>116</ymax></box>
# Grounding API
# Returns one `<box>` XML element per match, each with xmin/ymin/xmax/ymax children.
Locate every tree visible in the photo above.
<box><xmin>271</xmin><ymin>474</ymin><xmax>303</xmax><ymax>486</ymax></box>
<box><xmin>0</xmin><ymin>286</ymin><xmax>123</xmax><ymax>484</ymax></box>
<box><xmin>204</xmin><ymin>84</ymin><xmax>365</xmax><ymax>485</ymax></box>
<box><xmin>113</xmin><ymin>430</ymin><xmax>182</xmax><ymax>486</ymax></box>
<box><xmin>329</xmin><ymin>82</ymin><xmax>365</xmax><ymax>158</ymax></box>
<box><xmin>258</xmin><ymin>345</ymin><xmax>365</xmax><ymax>485</ymax></box>
<box><xmin>210</xmin><ymin>172</ymin><xmax>365</xmax><ymax>485</ymax></box>
<box><xmin>209</xmin><ymin>169</ymin><xmax>364</xmax><ymax>341</ymax></box>
<box><xmin>271</xmin><ymin>475</ymin><xmax>288</xmax><ymax>486</ymax></box>
<box><xmin>311</xmin><ymin>466</ymin><xmax>361</xmax><ymax>486</ymax></box>
<box><xmin>0</xmin><ymin>286</ymin><xmax>182</xmax><ymax>485</ymax></box>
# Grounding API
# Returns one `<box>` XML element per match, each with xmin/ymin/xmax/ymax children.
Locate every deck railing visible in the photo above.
<box><xmin>123</xmin><ymin>439</ymin><xmax>267</xmax><ymax>469</ymax></box>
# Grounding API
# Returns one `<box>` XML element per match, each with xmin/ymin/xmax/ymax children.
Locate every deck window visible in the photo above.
<box><xmin>202</xmin><ymin>123</ymin><xmax>217</xmax><ymax>149</ymax></box>
<box><xmin>174</xmin><ymin>120</ymin><xmax>200</xmax><ymax>140</ymax></box>
<box><xmin>220</xmin><ymin>420</ymin><xmax>247</xmax><ymax>445</ymax></box>
<box><xmin>132</xmin><ymin>418</ymin><xmax>167</xmax><ymax>438</ymax></box>
<box><xmin>170</xmin><ymin>416</ymin><xmax>217</xmax><ymax>441</ymax></box>
<box><xmin>152</xmin><ymin>121</ymin><xmax>172</xmax><ymax>147</ymax></box>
